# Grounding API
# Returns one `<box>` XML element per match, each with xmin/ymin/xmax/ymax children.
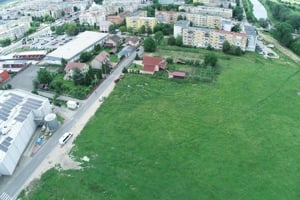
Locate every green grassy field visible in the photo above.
<box><xmin>20</xmin><ymin>52</ymin><xmax>300</xmax><ymax>199</ymax></box>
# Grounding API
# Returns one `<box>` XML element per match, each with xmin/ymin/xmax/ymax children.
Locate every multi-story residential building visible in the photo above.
<box><xmin>102</xmin><ymin>0</ymin><xmax>145</xmax><ymax>15</ymax></box>
<box><xmin>193</xmin><ymin>0</ymin><xmax>236</xmax><ymax>8</ymax></box>
<box><xmin>176</xmin><ymin>21</ymin><xmax>247</xmax><ymax>51</ymax></box>
<box><xmin>155</xmin><ymin>10</ymin><xmax>222</xmax><ymax>29</ymax></box>
<box><xmin>79</xmin><ymin>3</ymin><xmax>106</xmax><ymax>26</ymax></box>
<box><xmin>158</xmin><ymin>0</ymin><xmax>185</xmax><ymax>4</ymax></box>
<box><xmin>184</xmin><ymin>13</ymin><xmax>222</xmax><ymax>29</ymax></box>
<box><xmin>126</xmin><ymin>16</ymin><xmax>157</xmax><ymax>31</ymax></box>
<box><xmin>0</xmin><ymin>17</ymin><xmax>31</xmax><ymax>40</ymax></box>
<box><xmin>174</xmin><ymin>20</ymin><xmax>190</xmax><ymax>37</ymax></box>
<box><xmin>155</xmin><ymin>10</ymin><xmax>180</xmax><ymax>24</ymax></box>
<box><xmin>179</xmin><ymin>5</ymin><xmax>233</xmax><ymax>19</ymax></box>
<box><xmin>107</xmin><ymin>11</ymin><xmax>132</xmax><ymax>25</ymax></box>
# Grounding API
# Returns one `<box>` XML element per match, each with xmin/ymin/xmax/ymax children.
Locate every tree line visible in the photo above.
<box><xmin>266</xmin><ymin>0</ymin><xmax>300</xmax><ymax>55</ymax></box>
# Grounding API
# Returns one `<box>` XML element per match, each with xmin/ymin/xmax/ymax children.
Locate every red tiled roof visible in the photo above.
<box><xmin>0</xmin><ymin>70</ymin><xmax>9</xmax><ymax>83</ymax></box>
<box><xmin>215</xmin><ymin>29</ymin><xmax>247</xmax><ymax>37</ymax></box>
<box><xmin>142</xmin><ymin>64</ymin><xmax>156</xmax><ymax>72</ymax></box>
<box><xmin>95</xmin><ymin>51</ymin><xmax>109</xmax><ymax>62</ymax></box>
<box><xmin>64</xmin><ymin>62</ymin><xmax>86</xmax><ymax>72</ymax></box>
<box><xmin>142</xmin><ymin>56</ymin><xmax>165</xmax><ymax>66</ymax></box>
<box><xmin>169</xmin><ymin>71</ymin><xmax>185</xmax><ymax>77</ymax></box>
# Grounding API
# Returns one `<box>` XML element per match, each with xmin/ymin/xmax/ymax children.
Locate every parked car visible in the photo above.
<box><xmin>59</xmin><ymin>132</ymin><xmax>73</xmax><ymax>145</ymax></box>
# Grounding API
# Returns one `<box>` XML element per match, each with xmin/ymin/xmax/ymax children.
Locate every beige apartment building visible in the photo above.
<box><xmin>155</xmin><ymin>10</ymin><xmax>222</xmax><ymax>29</ymax></box>
<box><xmin>182</xmin><ymin>27</ymin><xmax>247</xmax><ymax>50</ymax></box>
<box><xmin>126</xmin><ymin>16</ymin><xmax>157</xmax><ymax>31</ymax></box>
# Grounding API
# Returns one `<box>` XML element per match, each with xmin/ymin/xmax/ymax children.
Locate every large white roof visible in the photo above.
<box><xmin>46</xmin><ymin>31</ymin><xmax>108</xmax><ymax>61</ymax></box>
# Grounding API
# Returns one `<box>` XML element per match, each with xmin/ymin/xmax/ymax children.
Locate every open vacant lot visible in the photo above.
<box><xmin>20</xmin><ymin>51</ymin><xmax>300</xmax><ymax>199</ymax></box>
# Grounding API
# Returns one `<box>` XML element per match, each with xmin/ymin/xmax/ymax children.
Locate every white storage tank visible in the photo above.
<box><xmin>44</xmin><ymin>113</ymin><xmax>59</xmax><ymax>132</ymax></box>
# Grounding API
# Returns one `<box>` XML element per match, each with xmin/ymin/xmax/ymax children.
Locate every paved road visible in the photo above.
<box><xmin>0</xmin><ymin>52</ymin><xmax>136</xmax><ymax>200</ymax></box>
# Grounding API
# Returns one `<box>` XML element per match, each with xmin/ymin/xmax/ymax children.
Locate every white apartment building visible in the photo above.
<box><xmin>179</xmin><ymin>5</ymin><xmax>233</xmax><ymax>19</ymax></box>
<box><xmin>79</xmin><ymin>3</ymin><xmax>106</xmax><ymax>25</ymax></box>
<box><xmin>0</xmin><ymin>17</ymin><xmax>31</xmax><ymax>40</ymax></box>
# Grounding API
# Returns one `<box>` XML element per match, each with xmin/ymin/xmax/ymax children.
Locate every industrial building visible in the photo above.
<box><xmin>43</xmin><ymin>31</ymin><xmax>109</xmax><ymax>65</ymax></box>
<box><xmin>0</xmin><ymin>89</ymin><xmax>52</xmax><ymax>175</ymax></box>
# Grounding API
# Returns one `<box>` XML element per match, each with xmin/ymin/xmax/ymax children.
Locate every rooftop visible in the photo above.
<box><xmin>46</xmin><ymin>31</ymin><xmax>108</xmax><ymax>61</ymax></box>
<box><xmin>0</xmin><ymin>89</ymin><xmax>49</xmax><ymax>160</ymax></box>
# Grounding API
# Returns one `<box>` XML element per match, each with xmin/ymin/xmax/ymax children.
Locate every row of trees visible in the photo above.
<box><xmin>266</xmin><ymin>0</ymin><xmax>300</xmax><ymax>55</ymax></box>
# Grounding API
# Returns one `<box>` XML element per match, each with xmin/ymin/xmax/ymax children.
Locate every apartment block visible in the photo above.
<box><xmin>183</xmin><ymin>13</ymin><xmax>222</xmax><ymax>29</ymax></box>
<box><xmin>155</xmin><ymin>10</ymin><xmax>222</xmax><ymax>29</ymax></box>
<box><xmin>179</xmin><ymin>5</ymin><xmax>233</xmax><ymax>19</ymax></box>
<box><xmin>126</xmin><ymin>17</ymin><xmax>157</xmax><ymax>31</ymax></box>
<box><xmin>155</xmin><ymin>10</ymin><xmax>180</xmax><ymax>24</ymax></box>
<box><xmin>176</xmin><ymin>21</ymin><xmax>247</xmax><ymax>51</ymax></box>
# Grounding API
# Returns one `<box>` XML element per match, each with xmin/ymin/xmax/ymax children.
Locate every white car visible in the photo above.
<box><xmin>59</xmin><ymin>132</ymin><xmax>73</xmax><ymax>145</ymax></box>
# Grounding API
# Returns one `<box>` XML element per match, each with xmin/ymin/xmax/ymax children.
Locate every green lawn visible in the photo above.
<box><xmin>20</xmin><ymin>52</ymin><xmax>300</xmax><ymax>199</ymax></box>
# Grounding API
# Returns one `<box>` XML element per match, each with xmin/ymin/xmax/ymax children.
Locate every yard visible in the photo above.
<box><xmin>20</xmin><ymin>51</ymin><xmax>300</xmax><ymax>199</ymax></box>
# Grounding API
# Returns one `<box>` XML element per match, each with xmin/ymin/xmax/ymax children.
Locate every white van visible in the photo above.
<box><xmin>59</xmin><ymin>132</ymin><xmax>73</xmax><ymax>145</ymax></box>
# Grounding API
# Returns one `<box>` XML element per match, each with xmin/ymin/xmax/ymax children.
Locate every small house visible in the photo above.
<box><xmin>90</xmin><ymin>51</ymin><xmax>110</xmax><ymax>70</ymax></box>
<box><xmin>168</xmin><ymin>71</ymin><xmax>185</xmax><ymax>79</ymax></box>
<box><xmin>104</xmin><ymin>35</ymin><xmax>122</xmax><ymax>48</ymax></box>
<box><xmin>141</xmin><ymin>56</ymin><xmax>167</xmax><ymax>75</ymax></box>
<box><xmin>125</xmin><ymin>37</ymin><xmax>140</xmax><ymax>47</ymax></box>
<box><xmin>64</xmin><ymin>62</ymin><xmax>89</xmax><ymax>80</ymax></box>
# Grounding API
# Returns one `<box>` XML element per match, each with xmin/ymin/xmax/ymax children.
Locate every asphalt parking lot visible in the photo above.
<box><xmin>7</xmin><ymin>64</ymin><xmax>40</xmax><ymax>91</ymax></box>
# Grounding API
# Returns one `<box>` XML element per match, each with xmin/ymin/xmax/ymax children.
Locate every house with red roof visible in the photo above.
<box><xmin>0</xmin><ymin>70</ymin><xmax>10</xmax><ymax>83</ymax></box>
<box><xmin>141</xmin><ymin>56</ymin><xmax>167</xmax><ymax>75</ymax></box>
<box><xmin>64</xmin><ymin>62</ymin><xmax>89</xmax><ymax>80</ymax></box>
<box><xmin>90</xmin><ymin>51</ymin><xmax>110</xmax><ymax>70</ymax></box>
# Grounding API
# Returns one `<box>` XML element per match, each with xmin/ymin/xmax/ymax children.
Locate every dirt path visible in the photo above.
<box><xmin>258</xmin><ymin>31</ymin><xmax>300</xmax><ymax>63</ymax></box>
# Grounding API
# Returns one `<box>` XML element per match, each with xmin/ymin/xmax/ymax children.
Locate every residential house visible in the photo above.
<box><xmin>126</xmin><ymin>16</ymin><xmax>157</xmax><ymax>32</ymax></box>
<box><xmin>141</xmin><ymin>56</ymin><xmax>167</xmax><ymax>75</ymax></box>
<box><xmin>104</xmin><ymin>35</ymin><xmax>122</xmax><ymax>48</ymax></box>
<box><xmin>90</xmin><ymin>51</ymin><xmax>110</xmax><ymax>70</ymax></box>
<box><xmin>0</xmin><ymin>70</ymin><xmax>10</xmax><ymax>83</ymax></box>
<box><xmin>64</xmin><ymin>62</ymin><xmax>89</xmax><ymax>80</ymax></box>
<box><xmin>125</xmin><ymin>37</ymin><xmax>140</xmax><ymax>47</ymax></box>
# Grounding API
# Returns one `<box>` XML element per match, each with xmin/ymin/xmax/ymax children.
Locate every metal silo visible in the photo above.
<box><xmin>44</xmin><ymin>113</ymin><xmax>59</xmax><ymax>132</ymax></box>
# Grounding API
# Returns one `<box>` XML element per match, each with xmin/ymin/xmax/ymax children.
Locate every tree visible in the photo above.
<box><xmin>273</xmin><ymin>22</ymin><xmax>294</xmax><ymax>47</ymax></box>
<box><xmin>0</xmin><ymin>38</ymin><xmax>11</xmax><ymax>47</ymax></box>
<box><xmin>119</xmin><ymin>26</ymin><xmax>127</xmax><ymax>33</ymax></box>
<box><xmin>175</xmin><ymin>35</ymin><xmax>183</xmax><ymax>46</ymax></box>
<box><xmin>138</xmin><ymin>25</ymin><xmax>146</xmax><ymax>34</ymax></box>
<box><xmin>204</xmin><ymin>53</ymin><xmax>218</xmax><ymax>67</ymax></box>
<box><xmin>231</xmin><ymin>24</ymin><xmax>241</xmax><ymax>32</ymax></box>
<box><xmin>109</xmin><ymin>24</ymin><xmax>116</xmax><ymax>34</ymax></box>
<box><xmin>64</xmin><ymin>22</ymin><xmax>79</xmax><ymax>36</ymax></box>
<box><xmin>168</xmin><ymin>36</ymin><xmax>176</xmax><ymax>45</ymax></box>
<box><xmin>154</xmin><ymin>31</ymin><xmax>163</xmax><ymax>44</ymax></box>
<box><xmin>234</xmin><ymin>46</ymin><xmax>243</xmax><ymax>56</ymax></box>
<box><xmin>144</xmin><ymin>37</ymin><xmax>156</xmax><ymax>52</ymax></box>
<box><xmin>292</xmin><ymin>39</ymin><xmax>300</xmax><ymax>55</ymax></box>
<box><xmin>37</xmin><ymin>69</ymin><xmax>54</xmax><ymax>84</ymax></box>
<box><xmin>222</xmin><ymin>40</ymin><xmax>231</xmax><ymax>53</ymax></box>
<box><xmin>80</xmin><ymin>51</ymin><xmax>93</xmax><ymax>62</ymax></box>
<box><xmin>72</xmin><ymin>68</ymin><xmax>85</xmax><ymax>85</ymax></box>
<box><xmin>258</xmin><ymin>18</ymin><xmax>269</xmax><ymax>28</ymax></box>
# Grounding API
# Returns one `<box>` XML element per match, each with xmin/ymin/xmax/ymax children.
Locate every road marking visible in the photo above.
<box><xmin>0</xmin><ymin>192</ymin><xmax>12</xmax><ymax>200</ymax></box>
